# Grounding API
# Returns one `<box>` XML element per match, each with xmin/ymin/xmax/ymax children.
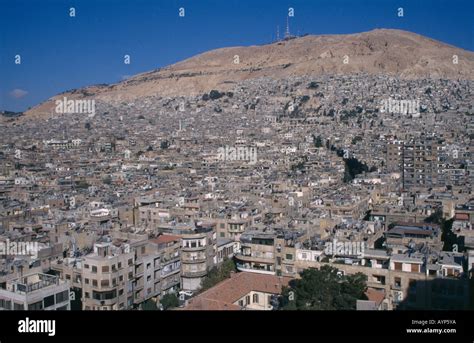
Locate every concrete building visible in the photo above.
<box><xmin>81</xmin><ymin>242</ymin><xmax>135</xmax><ymax>310</ymax></box>
<box><xmin>0</xmin><ymin>272</ymin><xmax>70</xmax><ymax>310</ymax></box>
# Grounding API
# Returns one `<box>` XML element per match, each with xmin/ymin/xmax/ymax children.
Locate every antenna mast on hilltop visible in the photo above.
<box><xmin>284</xmin><ymin>16</ymin><xmax>290</xmax><ymax>39</ymax></box>
<box><xmin>276</xmin><ymin>25</ymin><xmax>280</xmax><ymax>41</ymax></box>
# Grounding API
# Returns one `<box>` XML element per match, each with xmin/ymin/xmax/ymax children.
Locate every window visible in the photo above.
<box><xmin>147</xmin><ymin>263</ymin><xmax>151</xmax><ymax>270</ymax></box>
<box><xmin>253</xmin><ymin>294</ymin><xmax>259</xmax><ymax>303</ymax></box>
<box><xmin>85</xmin><ymin>292</ymin><xmax>90</xmax><ymax>299</ymax></box>
<box><xmin>56</xmin><ymin>291</ymin><xmax>69</xmax><ymax>303</ymax></box>
<box><xmin>102</xmin><ymin>266</ymin><xmax>109</xmax><ymax>273</ymax></box>
<box><xmin>119</xmin><ymin>275</ymin><xmax>124</xmax><ymax>282</ymax></box>
<box><xmin>44</xmin><ymin>295</ymin><xmax>55</xmax><ymax>308</ymax></box>
<box><xmin>84</xmin><ymin>264</ymin><xmax>89</xmax><ymax>269</ymax></box>
<box><xmin>141</xmin><ymin>246</ymin><xmax>146</xmax><ymax>254</ymax></box>
<box><xmin>411</xmin><ymin>264</ymin><xmax>420</xmax><ymax>273</ymax></box>
<box><xmin>394</xmin><ymin>262</ymin><xmax>402</xmax><ymax>271</ymax></box>
<box><xmin>285</xmin><ymin>254</ymin><xmax>293</xmax><ymax>260</ymax></box>
<box><xmin>147</xmin><ymin>275</ymin><xmax>151</xmax><ymax>281</ymax></box>
<box><xmin>101</xmin><ymin>280</ymin><xmax>110</xmax><ymax>287</ymax></box>
<box><xmin>118</xmin><ymin>262</ymin><xmax>122</xmax><ymax>269</ymax></box>
<box><xmin>91</xmin><ymin>266</ymin><xmax>97</xmax><ymax>273</ymax></box>
<box><xmin>220</xmin><ymin>223</ymin><xmax>225</xmax><ymax>228</ymax></box>
<box><xmin>128</xmin><ymin>259</ymin><xmax>133</xmax><ymax>266</ymax></box>
<box><xmin>119</xmin><ymin>289</ymin><xmax>124</xmax><ymax>296</ymax></box>
<box><xmin>14</xmin><ymin>302</ymin><xmax>23</xmax><ymax>310</ymax></box>
<box><xmin>92</xmin><ymin>279</ymin><xmax>98</xmax><ymax>287</ymax></box>
<box><xmin>238</xmin><ymin>300</ymin><xmax>244</xmax><ymax>307</ymax></box>
<box><xmin>394</xmin><ymin>277</ymin><xmax>402</xmax><ymax>288</ymax></box>
<box><xmin>28</xmin><ymin>301</ymin><xmax>43</xmax><ymax>310</ymax></box>
<box><xmin>246</xmin><ymin>295</ymin><xmax>250</xmax><ymax>305</ymax></box>
<box><xmin>85</xmin><ymin>278</ymin><xmax>89</xmax><ymax>285</ymax></box>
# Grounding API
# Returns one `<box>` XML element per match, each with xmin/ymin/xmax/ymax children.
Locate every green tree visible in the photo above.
<box><xmin>160</xmin><ymin>140</ymin><xmax>170</xmax><ymax>149</ymax></box>
<box><xmin>160</xmin><ymin>293</ymin><xmax>179</xmax><ymax>310</ymax></box>
<box><xmin>281</xmin><ymin>266</ymin><xmax>367</xmax><ymax>310</ymax></box>
<box><xmin>201</xmin><ymin>258</ymin><xmax>236</xmax><ymax>291</ymax></box>
<box><xmin>312</xmin><ymin>134</ymin><xmax>323</xmax><ymax>148</ymax></box>
<box><xmin>142</xmin><ymin>299</ymin><xmax>158</xmax><ymax>310</ymax></box>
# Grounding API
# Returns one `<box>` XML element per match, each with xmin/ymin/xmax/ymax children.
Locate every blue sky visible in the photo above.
<box><xmin>1</xmin><ymin>0</ymin><xmax>473</xmax><ymax>112</ymax></box>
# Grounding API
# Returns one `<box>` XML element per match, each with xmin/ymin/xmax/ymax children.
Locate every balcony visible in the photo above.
<box><xmin>161</xmin><ymin>268</ymin><xmax>180</xmax><ymax>277</ymax></box>
<box><xmin>235</xmin><ymin>253</ymin><xmax>273</xmax><ymax>264</ymax></box>
<box><xmin>135</xmin><ymin>265</ymin><xmax>144</xmax><ymax>277</ymax></box>
<box><xmin>90</xmin><ymin>298</ymin><xmax>118</xmax><ymax>307</ymax></box>
<box><xmin>182</xmin><ymin>245</ymin><xmax>206</xmax><ymax>252</ymax></box>
<box><xmin>236</xmin><ymin>265</ymin><xmax>276</xmax><ymax>275</ymax></box>
<box><xmin>181</xmin><ymin>270</ymin><xmax>207</xmax><ymax>278</ymax></box>
<box><xmin>183</xmin><ymin>256</ymin><xmax>207</xmax><ymax>264</ymax></box>
<box><xmin>161</xmin><ymin>279</ymin><xmax>180</xmax><ymax>290</ymax></box>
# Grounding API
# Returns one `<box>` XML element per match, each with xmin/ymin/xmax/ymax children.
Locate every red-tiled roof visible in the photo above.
<box><xmin>150</xmin><ymin>234</ymin><xmax>181</xmax><ymax>244</ymax></box>
<box><xmin>366</xmin><ymin>288</ymin><xmax>385</xmax><ymax>306</ymax></box>
<box><xmin>184</xmin><ymin>272</ymin><xmax>292</xmax><ymax>311</ymax></box>
<box><xmin>454</xmin><ymin>213</ymin><xmax>469</xmax><ymax>221</ymax></box>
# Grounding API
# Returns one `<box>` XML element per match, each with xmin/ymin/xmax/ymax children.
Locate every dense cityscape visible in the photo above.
<box><xmin>1</xmin><ymin>71</ymin><xmax>473</xmax><ymax>311</ymax></box>
<box><xmin>1</xmin><ymin>3</ymin><xmax>474</xmax><ymax>339</ymax></box>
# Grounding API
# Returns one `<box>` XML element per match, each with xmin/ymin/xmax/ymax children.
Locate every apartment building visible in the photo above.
<box><xmin>0</xmin><ymin>272</ymin><xmax>70</xmax><ymax>310</ymax></box>
<box><xmin>150</xmin><ymin>234</ymin><xmax>181</xmax><ymax>295</ymax></box>
<box><xmin>403</xmin><ymin>137</ymin><xmax>443</xmax><ymax>190</ymax></box>
<box><xmin>131</xmin><ymin>239</ymin><xmax>163</xmax><ymax>306</ymax></box>
<box><xmin>81</xmin><ymin>242</ymin><xmax>135</xmax><ymax>310</ymax></box>
<box><xmin>385</xmin><ymin>223</ymin><xmax>442</xmax><ymax>251</ymax></box>
<box><xmin>179</xmin><ymin>225</ymin><xmax>217</xmax><ymax>291</ymax></box>
<box><xmin>386</xmin><ymin>140</ymin><xmax>403</xmax><ymax>173</ymax></box>
<box><xmin>235</xmin><ymin>229</ymin><xmax>303</xmax><ymax>277</ymax></box>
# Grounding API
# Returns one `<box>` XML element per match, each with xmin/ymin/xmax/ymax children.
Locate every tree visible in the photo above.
<box><xmin>313</xmin><ymin>134</ymin><xmax>323</xmax><ymax>148</ymax></box>
<box><xmin>343</xmin><ymin>157</ymin><xmax>370</xmax><ymax>183</ymax></box>
<box><xmin>160</xmin><ymin>140</ymin><xmax>170</xmax><ymax>149</ymax></box>
<box><xmin>209</xmin><ymin>90</ymin><xmax>223</xmax><ymax>100</ymax></box>
<box><xmin>280</xmin><ymin>266</ymin><xmax>367</xmax><ymax>310</ymax></box>
<box><xmin>201</xmin><ymin>258</ymin><xmax>236</xmax><ymax>291</ymax></box>
<box><xmin>160</xmin><ymin>293</ymin><xmax>179</xmax><ymax>310</ymax></box>
<box><xmin>142</xmin><ymin>299</ymin><xmax>158</xmax><ymax>310</ymax></box>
